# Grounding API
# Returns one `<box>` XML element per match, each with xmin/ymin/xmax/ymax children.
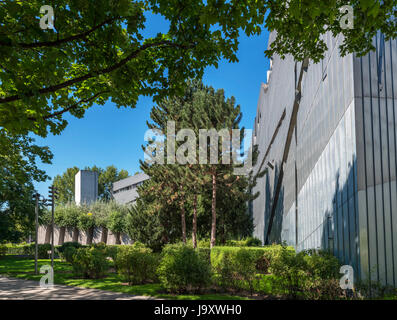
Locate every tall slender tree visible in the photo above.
<box><xmin>140</xmin><ymin>80</ymin><xmax>265</xmax><ymax>249</ymax></box>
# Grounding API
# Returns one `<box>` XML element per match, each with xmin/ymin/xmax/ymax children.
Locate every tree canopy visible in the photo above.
<box><xmin>136</xmin><ymin>80</ymin><xmax>265</xmax><ymax>249</ymax></box>
<box><xmin>0</xmin><ymin>129</ymin><xmax>52</xmax><ymax>242</ymax></box>
<box><xmin>0</xmin><ymin>0</ymin><xmax>265</xmax><ymax>137</ymax></box>
<box><xmin>2</xmin><ymin>1</ymin><xmax>393</xmax><ymax>137</ymax></box>
<box><xmin>266</xmin><ymin>0</ymin><xmax>396</xmax><ymax>62</ymax></box>
<box><xmin>53</xmin><ymin>165</ymin><xmax>129</xmax><ymax>203</ymax></box>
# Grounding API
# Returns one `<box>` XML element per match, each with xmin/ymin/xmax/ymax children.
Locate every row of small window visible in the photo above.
<box><xmin>113</xmin><ymin>181</ymin><xmax>144</xmax><ymax>194</ymax></box>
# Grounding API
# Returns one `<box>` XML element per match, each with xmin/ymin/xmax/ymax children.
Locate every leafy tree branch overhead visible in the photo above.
<box><xmin>0</xmin><ymin>0</ymin><xmax>395</xmax><ymax>138</ymax></box>
<box><xmin>265</xmin><ymin>0</ymin><xmax>396</xmax><ymax>62</ymax></box>
<box><xmin>0</xmin><ymin>0</ymin><xmax>266</xmax><ymax>137</ymax></box>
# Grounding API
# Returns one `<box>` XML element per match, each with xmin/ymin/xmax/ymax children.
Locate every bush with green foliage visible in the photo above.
<box><xmin>107</xmin><ymin>204</ymin><xmax>129</xmax><ymax>244</ymax></box>
<box><xmin>260</xmin><ymin>244</ymin><xmax>295</xmax><ymax>274</ymax></box>
<box><xmin>3</xmin><ymin>243</ymin><xmax>29</xmax><ymax>255</ymax></box>
<box><xmin>104</xmin><ymin>245</ymin><xmax>119</xmax><ymax>261</ymax></box>
<box><xmin>269</xmin><ymin>247</ymin><xmax>342</xmax><ymax>299</ymax></box>
<box><xmin>58</xmin><ymin>242</ymin><xmax>84</xmax><ymax>263</ymax></box>
<box><xmin>57</xmin><ymin>242</ymin><xmax>83</xmax><ymax>253</ymax></box>
<box><xmin>62</xmin><ymin>246</ymin><xmax>78</xmax><ymax>264</ymax></box>
<box><xmin>225</xmin><ymin>237</ymin><xmax>263</xmax><ymax>247</ymax></box>
<box><xmin>355</xmin><ymin>279</ymin><xmax>397</xmax><ymax>300</ymax></box>
<box><xmin>157</xmin><ymin>245</ymin><xmax>212</xmax><ymax>293</ymax></box>
<box><xmin>71</xmin><ymin>247</ymin><xmax>109</xmax><ymax>279</ymax></box>
<box><xmin>4</xmin><ymin>243</ymin><xmax>54</xmax><ymax>258</ymax></box>
<box><xmin>55</xmin><ymin>203</ymin><xmax>80</xmax><ymax>229</ymax></box>
<box><xmin>211</xmin><ymin>246</ymin><xmax>269</xmax><ymax>294</ymax></box>
<box><xmin>77</xmin><ymin>206</ymin><xmax>95</xmax><ymax>233</ymax></box>
<box><xmin>115</xmin><ymin>244</ymin><xmax>159</xmax><ymax>285</ymax></box>
<box><xmin>36</xmin><ymin>243</ymin><xmax>52</xmax><ymax>259</ymax></box>
<box><xmin>0</xmin><ymin>244</ymin><xmax>7</xmax><ymax>257</ymax></box>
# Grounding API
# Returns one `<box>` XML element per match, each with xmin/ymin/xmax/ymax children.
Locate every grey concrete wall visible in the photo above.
<box><xmin>37</xmin><ymin>225</ymin><xmax>132</xmax><ymax>245</ymax></box>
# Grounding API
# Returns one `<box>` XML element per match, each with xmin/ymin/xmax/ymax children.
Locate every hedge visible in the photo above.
<box><xmin>0</xmin><ymin>244</ymin><xmax>7</xmax><ymax>257</ymax></box>
<box><xmin>115</xmin><ymin>244</ymin><xmax>159</xmax><ymax>284</ymax></box>
<box><xmin>157</xmin><ymin>244</ymin><xmax>212</xmax><ymax>293</ymax></box>
<box><xmin>210</xmin><ymin>245</ymin><xmax>295</xmax><ymax>294</ymax></box>
<box><xmin>4</xmin><ymin>243</ymin><xmax>57</xmax><ymax>258</ymax></box>
<box><xmin>71</xmin><ymin>247</ymin><xmax>109</xmax><ymax>279</ymax></box>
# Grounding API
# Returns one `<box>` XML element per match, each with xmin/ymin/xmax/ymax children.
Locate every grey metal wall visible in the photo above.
<box><xmin>355</xmin><ymin>35</ymin><xmax>397</xmax><ymax>286</ymax></box>
<box><xmin>252</xmin><ymin>32</ymin><xmax>397</xmax><ymax>285</ymax></box>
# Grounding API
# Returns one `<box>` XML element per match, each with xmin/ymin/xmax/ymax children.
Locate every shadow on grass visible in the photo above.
<box><xmin>0</xmin><ymin>256</ymin><xmax>249</xmax><ymax>300</ymax></box>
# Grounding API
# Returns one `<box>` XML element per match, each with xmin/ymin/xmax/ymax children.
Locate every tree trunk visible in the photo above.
<box><xmin>181</xmin><ymin>201</ymin><xmax>187</xmax><ymax>245</ymax></box>
<box><xmin>115</xmin><ymin>232</ymin><xmax>121</xmax><ymax>244</ymax></box>
<box><xmin>72</xmin><ymin>227</ymin><xmax>79</xmax><ymax>242</ymax></box>
<box><xmin>180</xmin><ymin>185</ymin><xmax>186</xmax><ymax>244</ymax></box>
<box><xmin>220</xmin><ymin>211</ymin><xmax>226</xmax><ymax>245</ymax></box>
<box><xmin>86</xmin><ymin>227</ymin><xmax>94</xmax><ymax>245</ymax></box>
<box><xmin>44</xmin><ymin>225</ymin><xmax>51</xmax><ymax>244</ymax></box>
<box><xmin>58</xmin><ymin>226</ymin><xmax>66</xmax><ymax>245</ymax></box>
<box><xmin>192</xmin><ymin>194</ymin><xmax>198</xmax><ymax>249</ymax></box>
<box><xmin>100</xmin><ymin>226</ymin><xmax>108</xmax><ymax>244</ymax></box>
<box><xmin>210</xmin><ymin>170</ymin><xmax>217</xmax><ymax>249</ymax></box>
<box><xmin>161</xmin><ymin>214</ymin><xmax>169</xmax><ymax>245</ymax></box>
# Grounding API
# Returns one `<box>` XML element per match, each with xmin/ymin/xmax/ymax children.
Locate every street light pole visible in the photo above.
<box><xmin>51</xmin><ymin>191</ymin><xmax>54</xmax><ymax>269</ymax></box>
<box><xmin>48</xmin><ymin>185</ymin><xmax>58</xmax><ymax>270</ymax></box>
<box><xmin>34</xmin><ymin>193</ymin><xmax>39</xmax><ymax>275</ymax></box>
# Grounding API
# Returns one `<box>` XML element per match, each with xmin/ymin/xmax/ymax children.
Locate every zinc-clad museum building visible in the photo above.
<box><xmin>251</xmin><ymin>32</ymin><xmax>397</xmax><ymax>286</ymax></box>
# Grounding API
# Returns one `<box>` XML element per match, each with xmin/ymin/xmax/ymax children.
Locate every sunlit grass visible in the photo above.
<box><xmin>0</xmin><ymin>256</ymin><xmax>248</xmax><ymax>300</ymax></box>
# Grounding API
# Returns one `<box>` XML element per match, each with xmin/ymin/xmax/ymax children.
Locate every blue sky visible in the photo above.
<box><xmin>33</xmin><ymin>16</ymin><xmax>270</xmax><ymax>196</ymax></box>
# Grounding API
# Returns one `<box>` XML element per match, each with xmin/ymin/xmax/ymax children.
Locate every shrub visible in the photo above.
<box><xmin>63</xmin><ymin>246</ymin><xmax>78</xmax><ymax>263</ymax></box>
<box><xmin>0</xmin><ymin>244</ymin><xmax>6</xmax><ymax>257</ymax></box>
<box><xmin>269</xmin><ymin>247</ymin><xmax>342</xmax><ymax>299</ymax></box>
<box><xmin>91</xmin><ymin>242</ymin><xmax>107</xmax><ymax>252</ymax></box>
<box><xmin>36</xmin><ymin>243</ymin><xmax>52</xmax><ymax>259</ymax></box>
<box><xmin>104</xmin><ymin>245</ymin><xmax>119</xmax><ymax>260</ymax></box>
<box><xmin>157</xmin><ymin>244</ymin><xmax>212</xmax><ymax>293</ymax></box>
<box><xmin>356</xmin><ymin>280</ymin><xmax>397</xmax><ymax>299</ymax></box>
<box><xmin>225</xmin><ymin>237</ymin><xmax>262</xmax><ymax>247</ymax></box>
<box><xmin>260</xmin><ymin>244</ymin><xmax>295</xmax><ymax>274</ymax></box>
<box><xmin>58</xmin><ymin>242</ymin><xmax>84</xmax><ymax>263</ymax></box>
<box><xmin>244</xmin><ymin>237</ymin><xmax>263</xmax><ymax>247</ymax></box>
<box><xmin>3</xmin><ymin>243</ymin><xmax>55</xmax><ymax>258</ymax></box>
<box><xmin>115</xmin><ymin>245</ymin><xmax>158</xmax><ymax>285</ymax></box>
<box><xmin>107</xmin><ymin>206</ymin><xmax>128</xmax><ymax>244</ymax></box>
<box><xmin>211</xmin><ymin>246</ymin><xmax>267</xmax><ymax>294</ymax></box>
<box><xmin>71</xmin><ymin>247</ymin><xmax>109</xmax><ymax>279</ymax></box>
<box><xmin>300</xmin><ymin>250</ymin><xmax>343</xmax><ymax>299</ymax></box>
<box><xmin>58</xmin><ymin>241</ymin><xmax>83</xmax><ymax>252</ymax></box>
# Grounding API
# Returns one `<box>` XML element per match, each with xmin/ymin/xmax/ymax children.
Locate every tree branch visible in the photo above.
<box><xmin>0</xmin><ymin>40</ymin><xmax>195</xmax><ymax>105</ymax></box>
<box><xmin>0</xmin><ymin>16</ymin><xmax>122</xmax><ymax>49</ymax></box>
<box><xmin>27</xmin><ymin>91</ymin><xmax>108</xmax><ymax>122</ymax></box>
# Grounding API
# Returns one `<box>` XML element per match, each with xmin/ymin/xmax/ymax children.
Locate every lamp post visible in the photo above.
<box><xmin>34</xmin><ymin>193</ymin><xmax>39</xmax><ymax>275</ymax></box>
<box><xmin>48</xmin><ymin>185</ymin><xmax>58</xmax><ymax>270</ymax></box>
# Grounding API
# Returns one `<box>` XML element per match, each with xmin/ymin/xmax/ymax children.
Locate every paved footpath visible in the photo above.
<box><xmin>0</xmin><ymin>276</ymin><xmax>156</xmax><ymax>300</ymax></box>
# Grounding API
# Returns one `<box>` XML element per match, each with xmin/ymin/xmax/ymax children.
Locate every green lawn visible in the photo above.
<box><xmin>0</xmin><ymin>256</ymin><xmax>248</xmax><ymax>300</ymax></box>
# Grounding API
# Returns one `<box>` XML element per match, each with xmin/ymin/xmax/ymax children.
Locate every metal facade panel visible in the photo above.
<box><xmin>375</xmin><ymin>182</ymin><xmax>387</xmax><ymax>285</ymax></box>
<box><xmin>252</xmin><ymin>32</ymin><xmax>397</xmax><ymax>285</ymax></box>
<box><xmin>391</xmin><ymin>181</ymin><xmax>397</xmax><ymax>286</ymax></box>
<box><xmin>383</xmin><ymin>181</ymin><xmax>394</xmax><ymax>286</ymax></box>
<box><xmin>357</xmin><ymin>190</ymin><xmax>369</xmax><ymax>280</ymax></box>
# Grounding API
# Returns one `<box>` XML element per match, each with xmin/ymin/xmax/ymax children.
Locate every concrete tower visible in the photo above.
<box><xmin>75</xmin><ymin>170</ymin><xmax>98</xmax><ymax>205</ymax></box>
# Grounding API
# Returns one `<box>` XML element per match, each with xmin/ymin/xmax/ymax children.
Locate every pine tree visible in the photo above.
<box><xmin>140</xmin><ymin>80</ymin><xmax>266</xmax><ymax>249</ymax></box>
